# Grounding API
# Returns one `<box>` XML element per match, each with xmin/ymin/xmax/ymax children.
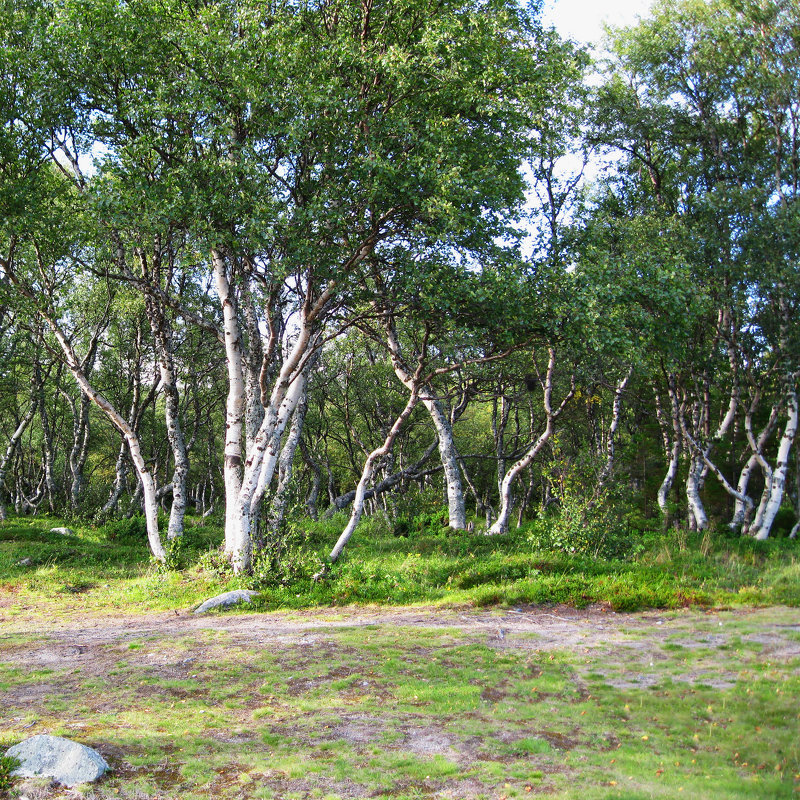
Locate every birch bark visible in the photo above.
<box><xmin>212</xmin><ymin>248</ymin><xmax>246</xmax><ymax>558</ymax></box>
<box><xmin>751</xmin><ymin>388</ymin><xmax>798</xmax><ymax>540</ymax></box>
<box><xmin>328</xmin><ymin>388</ymin><xmax>421</xmax><ymax>562</ymax></box>
<box><xmin>382</xmin><ymin>318</ymin><xmax>466</xmax><ymax>529</ymax></box>
<box><xmin>42</xmin><ymin>314</ymin><xmax>166</xmax><ymax>560</ymax></box>
<box><xmin>0</xmin><ymin>399</ymin><xmax>37</xmax><ymax>521</ymax></box>
<box><xmin>488</xmin><ymin>348</ymin><xmax>575</xmax><ymax>536</ymax></box>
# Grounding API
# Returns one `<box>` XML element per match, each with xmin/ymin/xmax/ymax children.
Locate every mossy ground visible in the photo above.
<box><xmin>0</xmin><ymin>606</ymin><xmax>798</xmax><ymax>799</ymax></box>
<box><xmin>1</xmin><ymin>514</ymin><xmax>799</xmax><ymax>798</ymax></box>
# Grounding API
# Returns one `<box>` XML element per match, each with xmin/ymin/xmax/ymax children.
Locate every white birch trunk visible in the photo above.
<box><xmin>423</xmin><ymin>396</ymin><xmax>466</xmax><ymax>529</ymax></box>
<box><xmin>730</xmin><ymin>400</ymin><xmax>779</xmax><ymax>531</ymax></box>
<box><xmin>382</xmin><ymin>318</ymin><xmax>466</xmax><ymax>529</ymax></box>
<box><xmin>597</xmin><ymin>365</ymin><xmax>633</xmax><ymax>489</ymax></box>
<box><xmin>751</xmin><ymin>388</ymin><xmax>798</xmax><ymax>540</ymax></box>
<box><xmin>329</xmin><ymin>389</ymin><xmax>421</xmax><ymax>562</ymax></box>
<box><xmin>0</xmin><ymin>401</ymin><xmax>37</xmax><ymax>521</ymax></box>
<box><xmin>250</xmin><ymin>355</ymin><xmax>314</xmax><ymax>514</ymax></box>
<box><xmin>212</xmin><ymin>248</ymin><xmax>246</xmax><ymax>558</ymax></box>
<box><xmin>149</xmin><ymin>314</ymin><xmax>189</xmax><ymax>541</ymax></box>
<box><xmin>730</xmin><ymin>453</ymin><xmax>758</xmax><ymax>532</ymax></box>
<box><xmin>46</xmin><ymin>321</ymin><xmax>165</xmax><ymax>560</ymax></box>
<box><xmin>685</xmin><ymin>455</ymin><xmax>708</xmax><ymax>530</ymax></box>
<box><xmin>488</xmin><ymin>348</ymin><xmax>574</xmax><ymax>536</ymax></box>
<box><xmin>268</xmin><ymin>391</ymin><xmax>309</xmax><ymax>536</ymax></box>
<box><xmin>229</xmin><ymin>311</ymin><xmax>317</xmax><ymax>573</ymax></box>
<box><xmin>654</xmin><ymin>379</ymin><xmax>681</xmax><ymax>517</ymax></box>
<box><xmin>682</xmin><ymin>361</ymin><xmax>739</xmax><ymax>531</ymax></box>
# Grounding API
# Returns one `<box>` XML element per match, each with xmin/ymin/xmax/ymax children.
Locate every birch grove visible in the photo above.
<box><xmin>0</xmin><ymin>0</ymin><xmax>797</xmax><ymax>570</ymax></box>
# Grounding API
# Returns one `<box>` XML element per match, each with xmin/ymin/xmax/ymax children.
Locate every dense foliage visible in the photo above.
<box><xmin>0</xmin><ymin>0</ymin><xmax>798</xmax><ymax>576</ymax></box>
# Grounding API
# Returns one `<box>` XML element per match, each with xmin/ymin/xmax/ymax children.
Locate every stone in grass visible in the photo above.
<box><xmin>49</xmin><ymin>527</ymin><xmax>76</xmax><ymax>537</ymax></box>
<box><xmin>16</xmin><ymin>557</ymin><xmax>33</xmax><ymax>566</ymax></box>
<box><xmin>193</xmin><ymin>589</ymin><xmax>260</xmax><ymax>615</ymax></box>
<box><xmin>5</xmin><ymin>735</ymin><xmax>109</xmax><ymax>787</ymax></box>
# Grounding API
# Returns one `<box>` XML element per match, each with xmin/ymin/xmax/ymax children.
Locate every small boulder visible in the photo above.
<box><xmin>49</xmin><ymin>527</ymin><xmax>76</xmax><ymax>537</ymax></box>
<box><xmin>16</xmin><ymin>557</ymin><xmax>33</xmax><ymax>566</ymax></box>
<box><xmin>193</xmin><ymin>589</ymin><xmax>260</xmax><ymax>615</ymax></box>
<box><xmin>5</xmin><ymin>735</ymin><xmax>109</xmax><ymax>787</ymax></box>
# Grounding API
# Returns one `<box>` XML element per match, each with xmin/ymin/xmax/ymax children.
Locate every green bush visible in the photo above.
<box><xmin>101</xmin><ymin>515</ymin><xmax>147</xmax><ymax>543</ymax></box>
<box><xmin>526</xmin><ymin>491</ymin><xmax>640</xmax><ymax>559</ymax></box>
<box><xmin>249</xmin><ymin>526</ymin><xmax>326</xmax><ymax>590</ymax></box>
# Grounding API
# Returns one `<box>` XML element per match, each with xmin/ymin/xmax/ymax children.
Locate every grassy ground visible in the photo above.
<box><xmin>0</xmin><ymin>605</ymin><xmax>798</xmax><ymax>799</ymax></box>
<box><xmin>1</xmin><ymin>514</ymin><xmax>799</xmax><ymax>798</ymax></box>
<box><xmin>0</xmin><ymin>512</ymin><xmax>798</xmax><ymax>616</ymax></box>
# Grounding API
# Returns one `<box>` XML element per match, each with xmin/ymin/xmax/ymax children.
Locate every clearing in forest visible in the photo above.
<box><xmin>1</xmin><ymin>604</ymin><xmax>799</xmax><ymax>799</ymax></box>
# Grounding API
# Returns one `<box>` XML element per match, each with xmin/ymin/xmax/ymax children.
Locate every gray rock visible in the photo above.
<box><xmin>193</xmin><ymin>589</ymin><xmax>260</xmax><ymax>615</ymax></box>
<box><xmin>49</xmin><ymin>527</ymin><xmax>76</xmax><ymax>537</ymax></box>
<box><xmin>5</xmin><ymin>735</ymin><xmax>109</xmax><ymax>787</ymax></box>
<box><xmin>16</xmin><ymin>557</ymin><xmax>33</xmax><ymax>566</ymax></box>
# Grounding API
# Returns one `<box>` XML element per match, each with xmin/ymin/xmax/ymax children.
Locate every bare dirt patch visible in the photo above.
<box><xmin>2</xmin><ymin>603</ymin><xmax>799</xmax><ymax>799</ymax></box>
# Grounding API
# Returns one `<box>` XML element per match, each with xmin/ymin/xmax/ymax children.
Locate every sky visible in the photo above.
<box><xmin>541</xmin><ymin>0</ymin><xmax>655</xmax><ymax>47</ymax></box>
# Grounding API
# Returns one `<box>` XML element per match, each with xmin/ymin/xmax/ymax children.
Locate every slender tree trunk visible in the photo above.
<box><xmin>422</xmin><ymin>395</ymin><xmax>467</xmax><ymax>529</ymax></box>
<box><xmin>212</xmin><ymin>248</ymin><xmax>246</xmax><ymax>558</ymax></box>
<box><xmin>0</xmin><ymin>400</ymin><xmax>37</xmax><ymax>521</ymax></box>
<box><xmin>325</xmin><ymin>439</ymin><xmax>439</xmax><ymax>515</ymax></box>
<box><xmin>101</xmin><ymin>441</ymin><xmax>129</xmax><ymax>519</ymax></box>
<box><xmin>381</xmin><ymin>315</ymin><xmax>466</xmax><ymax>529</ymax></box>
<box><xmin>489</xmin><ymin>348</ymin><xmax>575</xmax><ymax>536</ymax></box>
<box><xmin>30</xmin><ymin>304</ymin><xmax>166</xmax><ymax>561</ymax></box>
<box><xmin>731</xmin><ymin>398</ymin><xmax>779</xmax><ymax>532</ymax></box>
<box><xmin>146</xmin><ymin>297</ymin><xmax>189</xmax><ymax>541</ymax></box>
<box><xmin>267</xmin><ymin>390</ymin><xmax>309</xmax><ymax>536</ymax></box>
<box><xmin>32</xmin><ymin>351</ymin><xmax>58</xmax><ymax>512</ymax></box>
<box><xmin>329</xmin><ymin>389</ymin><xmax>421</xmax><ymax>563</ymax></box>
<box><xmin>751</xmin><ymin>388</ymin><xmax>798</xmax><ymax>540</ymax></box>
<box><xmin>596</xmin><ymin>365</ymin><xmax>633</xmax><ymax>490</ymax></box>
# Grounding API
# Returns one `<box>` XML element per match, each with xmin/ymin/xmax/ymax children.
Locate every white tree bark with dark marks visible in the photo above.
<box><xmin>328</xmin><ymin>387</ymin><xmax>422</xmax><ymax>563</ymax></box>
<box><xmin>45</xmin><ymin>314</ymin><xmax>166</xmax><ymax>560</ymax></box>
<box><xmin>751</xmin><ymin>387</ymin><xmax>798</xmax><ymax>540</ymax></box>
<box><xmin>488</xmin><ymin>348</ymin><xmax>575</xmax><ymax>536</ymax></box>
<box><xmin>596</xmin><ymin>365</ymin><xmax>633</xmax><ymax>490</ymax></box>
<box><xmin>213</xmin><ymin>248</ymin><xmax>246</xmax><ymax>560</ymax></box>
<box><xmin>382</xmin><ymin>317</ymin><xmax>466</xmax><ymax>529</ymax></box>
<box><xmin>0</xmin><ymin>397</ymin><xmax>37</xmax><ymax>521</ymax></box>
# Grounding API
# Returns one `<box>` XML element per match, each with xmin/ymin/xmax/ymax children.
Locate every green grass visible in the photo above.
<box><xmin>1</xmin><ymin>512</ymin><xmax>799</xmax><ymax>615</ymax></box>
<box><xmin>1</xmin><ymin>610</ymin><xmax>798</xmax><ymax>799</ymax></box>
<box><xmin>2</xmin><ymin>509</ymin><xmax>795</xmax><ymax>799</ymax></box>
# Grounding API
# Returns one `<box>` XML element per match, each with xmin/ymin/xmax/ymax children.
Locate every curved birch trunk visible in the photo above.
<box><xmin>0</xmin><ymin>400</ymin><xmax>37</xmax><ymax>521</ymax></box>
<box><xmin>730</xmin><ymin>400</ymin><xmax>779</xmax><ymax>532</ymax></box>
<box><xmin>685</xmin><ymin>456</ymin><xmax>708</xmax><ymax>531</ymax></box>
<box><xmin>653</xmin><ymin>377</ymin><xmax>682</xmax><ymax>519</ymax></box>
<box><xmin>751</xmin><ymin>388</ymin><xmax>798</xmax><ymax>540</ymax></box>
<box><xmin>488</xmin><ymin>348</ymin><xmax>575</xmax><ymax>536</ymax></box>
<box><xmin>329</xmin><ymin>389</ymin><xmax>421</xmax><ymax>563</ymax></box>
<box><xmin>28</xmin><ymin>305</ymin><xmax>166</xmax><ymax>561</ymax></box>
<box><xmin>596</xmin><ymin>365</ymin><xmax>633</xmax><ymax>490</ymax></box>
<box><xmin>382</xmin><ymin>316</ymin><xmax>466</xmax><ymax>529</ymax></box>
<box><xmin>69</xmin><ymin>362</ymin><xmax>163</xmax><ymax>557</ymax></box>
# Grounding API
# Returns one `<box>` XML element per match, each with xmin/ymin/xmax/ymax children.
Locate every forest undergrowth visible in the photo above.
<box><xmin>1</xmin><ymin>508</ymin><xmax>798</xmax><ymax>617</ymax></box>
